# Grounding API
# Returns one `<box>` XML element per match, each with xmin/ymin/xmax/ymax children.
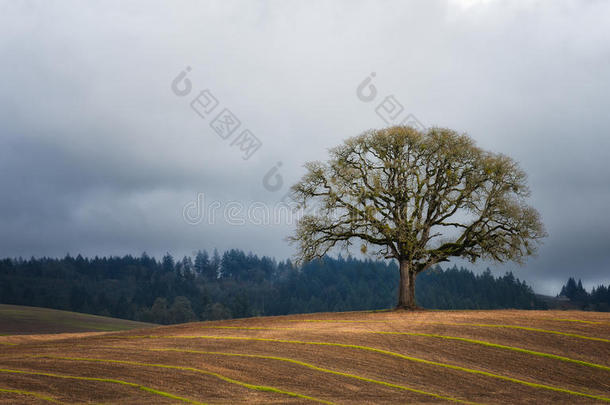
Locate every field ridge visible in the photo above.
<box><xmin>1</xmin><ymin>309</ymin><xmax>609</xmax><ymax>404</ymax></box>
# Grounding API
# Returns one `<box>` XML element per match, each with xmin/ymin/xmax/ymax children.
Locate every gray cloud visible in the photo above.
<box><xmin>1</xmin><ymin>0</ymin><xmax>609</xmax><ymax>294</ymax></box>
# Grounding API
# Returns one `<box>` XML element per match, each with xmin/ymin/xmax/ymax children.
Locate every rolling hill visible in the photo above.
<box><xmin>0</xmin><ymin>304</ymin><xmax>154</xmax><ymax>335</ymax></box>
<box><xmin>0</xmin><ymin>309</ymin><xmax>609</xmax><ymax>404</ymax></box>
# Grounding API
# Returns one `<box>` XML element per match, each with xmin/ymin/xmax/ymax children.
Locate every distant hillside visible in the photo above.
<box><xmin>0</xmin><ymin>304</ymin><xmax>154</xmax><ymax>335</ymax></box>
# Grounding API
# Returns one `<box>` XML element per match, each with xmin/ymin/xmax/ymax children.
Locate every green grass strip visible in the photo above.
<box><xmin>0</xmin><ymin>387</ymin><xmax>62</xmax><ymax>403</ymax></box>
<box><xmin>202</xmin><ymin>326</ymin><xmax>300</xmax><ymax>331</ymax></box>
<box><xmin>288</xmin><ymin>319</ymin><xmax>388</xmax><ymax>323</ymax></box>
<box><xmin>37</xmin><ymin>355</ymin><xmax>332</xmax><ymax>405</ymax></box>
<box><xmin>546</xmin><ymin>318</ymin><xmax>608</xmax><ymax>325</ymax></box>
<box><xmin>443</xmin><ymin>322</ymin><xmax>610</xmax><ymax>343</ymax></box>
<box><xmin>0</xmin><ymin>367</ymin><xmax>205</xmax><ymax>404</ymax></box>
<box><xmin>373</xmin><ymin>331</ymin><xmax>610</xmax><ymax>372</ymax></box>
<box><xmin>286</xmin><ymin>319</ymin><xmax>609</xmax><ymax>343</ymax></box>
<box><xmin>145</xmin><ymin>347</ymin><xmax>479</xmax><ymax>404</ymax></box>
<box><xmin>134</xmin><ymin>334</ymin><xmax>610</xmax><ymax>402</ymax></box>
<box><xmin>195</xmin><ymin>325</ymin><xmax>610</xmax><ymax>372</ymax></box>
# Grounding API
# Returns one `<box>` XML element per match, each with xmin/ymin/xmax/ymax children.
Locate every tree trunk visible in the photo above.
<box><xmin>396</xmin><ymin>259</ymin><xmax>417</xmax><ymax>310</ymax></box>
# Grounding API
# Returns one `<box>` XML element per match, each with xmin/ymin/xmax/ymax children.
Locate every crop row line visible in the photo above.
<box><xmin>199</xmin><ymin>325</ymin><xmax>610</xmax><ymax>371</ymax></box>
<box><xmin>117</xmin><ymin>334</ymin><xmax>610</xmax><ymax>402</ymax></box>
<box><xmin>545</xmin><ymin>318</ymin><xmax>609</xmax><ymax>325</ymax></box>
<box><xmin>0</xmin><ymin>387</ymin><xmax>62</xmax><ymax>403</ymax></box>
<box><xmin>442</xmin><ymin>322</ymin><xmax>610</xmax><ymax>343</ymax></box>
<box><xmin>33</xmin><ymin>355</ymin><xmax>332</xmax><ymax>404</ymax></box>
<box><xmin>285</xmin><ymin>320</ymin><xmax>610</xmax><ymax>343</ymax></box>
<box><xmin>102</xmin><ymin>346</ymin><xmax>480</xmax><ymax>404</ymax></box>
<box><xmin>0</xmin><ymin>367</ymin><xmax>206</xmax><ymax>404</ymax></box>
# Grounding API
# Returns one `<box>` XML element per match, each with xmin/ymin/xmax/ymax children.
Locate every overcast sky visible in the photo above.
<box><xmin>1</xmin><ymin>0</ymin><xmax>609</xmax><ymax>294</ymax></box>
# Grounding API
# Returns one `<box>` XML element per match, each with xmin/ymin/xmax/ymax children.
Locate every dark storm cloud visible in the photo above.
<box><xmin>0</xmin><ymin>0</ymin><xmax>609</xmax><ymax>294</ymax></box>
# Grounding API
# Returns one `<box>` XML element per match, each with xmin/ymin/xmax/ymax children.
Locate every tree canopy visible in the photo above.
<box><xmin>291</xmin><ymin>126</ymin><xmax>546</xmax><ymax>308</ymax></box>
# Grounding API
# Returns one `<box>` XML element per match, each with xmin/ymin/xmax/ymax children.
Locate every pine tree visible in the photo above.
<box><xmin>194</xmin><ymin>250</ymin><xmax>209</xmax><ymax>277</ymax></box>
<box><xmin>211</xmin><ymin>249</ymin><xmax>221</xmax><ymax>279</ymax></box>
<box><xmin>162</xmin><ymin>253</ymin><xmax>175</xmax><ymax>273</ymax></box>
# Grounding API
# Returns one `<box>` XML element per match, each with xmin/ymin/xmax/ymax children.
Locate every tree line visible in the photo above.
<box><xmin>0</xmin><ymin>249</ymin><xmax>596</xmax><ymax>325</ymax></box>
<box><xmin>558</xmin><ymin>277</ymin><xmax>610</xmax><ymax>311</ymax></box>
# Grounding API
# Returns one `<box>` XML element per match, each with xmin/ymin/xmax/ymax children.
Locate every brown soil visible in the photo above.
<box><xmin>0</xmin><ymin>309</ymin><xmax>608</xmax><ymax>404</ymax></box>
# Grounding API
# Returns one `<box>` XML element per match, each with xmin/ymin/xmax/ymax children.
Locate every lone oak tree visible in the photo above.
<box><xmin>290</xmin><ymin>126</ymin><xmax>546</xmax><ymax>310</ymax></box>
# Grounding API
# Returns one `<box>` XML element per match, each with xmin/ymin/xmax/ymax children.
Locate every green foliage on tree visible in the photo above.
<box><xmin>291</xmin><ymin>126</ymin><xmax>547</xmax><ymax>308</ymax></box>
